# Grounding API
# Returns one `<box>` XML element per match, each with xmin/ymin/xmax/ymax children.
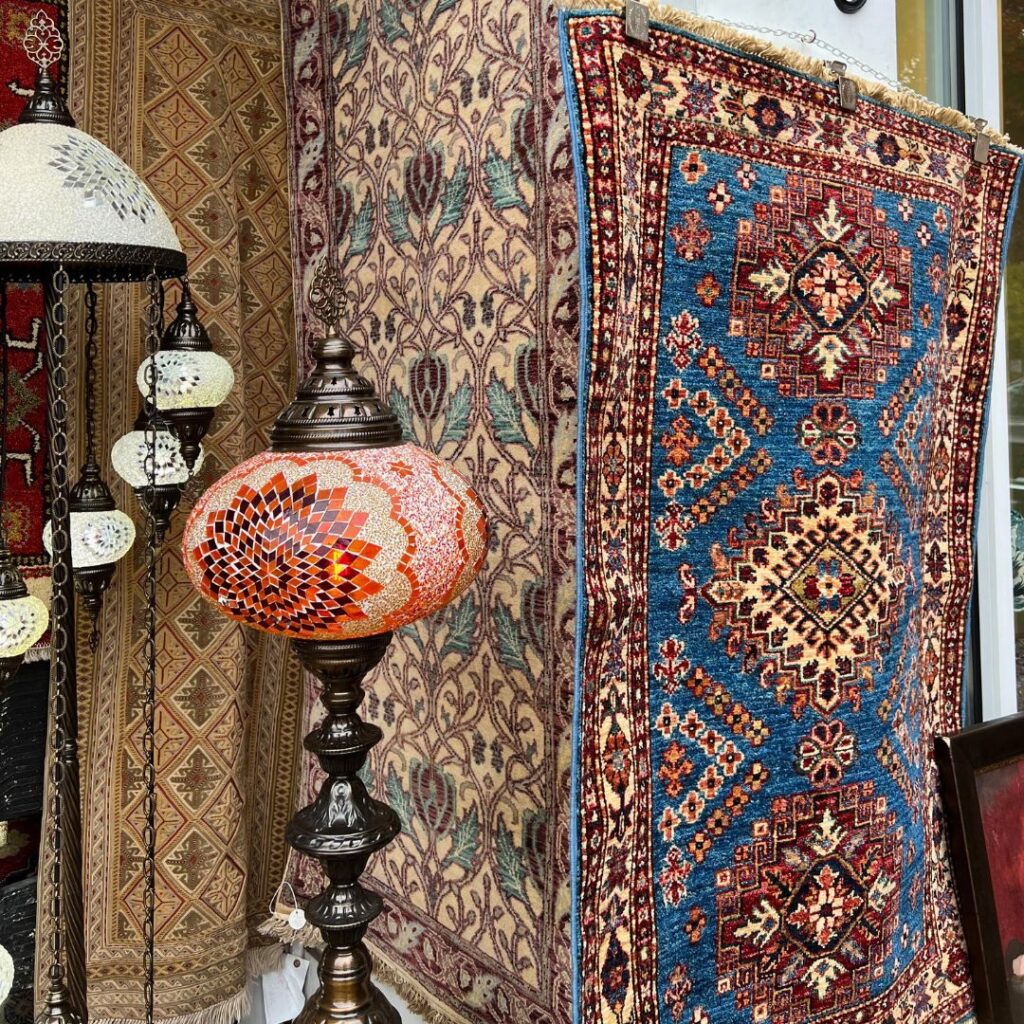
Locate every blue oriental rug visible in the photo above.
<box><xmin>561</xmin><ymin>7</ymin><xmax>1022</xmax><ymax>1023</ymax></box>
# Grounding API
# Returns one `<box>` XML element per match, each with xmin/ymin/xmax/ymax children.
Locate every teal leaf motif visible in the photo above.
<box><xmin>435</xmin><ymin>156</ymin><xmax>469</xmax><ymax>238</ymax></box>
<box><xmin>443</xmin><ymin>805</ymin><xmax>479</xmax><ymax>870</ymax></box>
<box><xmin>385</xmin><ymin>764</ymin><xmax>411</xmax><ymax>831</ymax></box>
<box><xmin>442</xmin><ymin>592</ymin><xmax>477</xmax><ymax>657</ymax></box>
<box><xmin>386</xmin><ymin>185</ymin><xmax>413</xmax><ymax>245</ymax></box>
<box><xmin>483</xmin><ymin>143</ymin><xmax>527</xmax><ymax>213</ymax></box>
<box><xmin>397</xmin><ymin>621</ymin><xmax>424</xmax><ymax>651</ymax></box>
<box><xmin>342</xmin><ymin>12</ymin><xmax>369</xmax><ymax>73</ymax></box>
<box><xmin>494</xmin><ymin>599</ymin><xmax>529</xmax><ymax>675</ymax></box>
<box><xmin>388</xmin><ymin>383</ymin><xmax>414</xmax><ymax>441</ymax></box>
<box><xmin>496</xmin><ymin>818</ymin><xmax>528</xmax><ymax>904</ymax></box>
<box><xmin>486</xmin><ymin>371</ymin><xmax>532</xmax><ymax>451</ymax></box>
<box><xmin>348</xmin><ymin>194</ymin><xmax>373</xmax><ymax>257</ymax></box>
<box><xmin>438</xmin><ymin>376</ymin><xmax>471</xmax><ymax>447</ymax></box>
<box><xmin>380</xmin><ymin>0</ymin><xmax>408</xmax><ymax>43</ymax></box>
<box><xmin>430</xmin><ymin>0</ymin><xmax>460</xmax><ymax>24</ymax></box>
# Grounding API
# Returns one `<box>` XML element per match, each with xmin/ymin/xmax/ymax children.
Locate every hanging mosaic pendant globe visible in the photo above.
<box><xmin>0</xmin><ymin>544</ymin><xmax>47</xmax><ymax>684</ymax></box>
<box><xmin>183</xmin><ymin>443</ymin><xmax>485</xmax><ymax>639</ymax></box>
<box><xmin>137</xmin><ymin>279</ymin><xmax>232</xmax><ymax>471</ymax></box>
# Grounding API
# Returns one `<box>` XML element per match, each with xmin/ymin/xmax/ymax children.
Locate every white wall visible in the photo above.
<box><xmin>664</xmin><ymin>0</ymin><xmax>898</xmax><ymax>81</ymax></box>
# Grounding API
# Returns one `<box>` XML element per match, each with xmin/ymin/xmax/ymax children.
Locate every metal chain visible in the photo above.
<box><xmin>701</xmin><ymin>13</ymin><xmax>912</xmax><ymax>95</ymax></box>
<box><xmin>142</xmin><ymin>272</ymin><xmax>161</xmax><ymax>1024</ymax></box>
<box><xmin>84</xmin><ymin>283</ymin><xmax>98</xmax><ymax>467</ymax></box>
<box><xmin>46</xmin><ymin>265</ymin><xmax>70</xmax><ymax>996</ymax></box>
<box><xmin>0</xmin><ymin>285</ymin><xmax>8</xmax><ymax>524</ymax></box>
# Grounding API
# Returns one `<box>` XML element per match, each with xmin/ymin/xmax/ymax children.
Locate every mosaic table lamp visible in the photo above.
<box><xmin>182</xmin><ymin>260</ymin><xmax>487</xmax><ymax>1024</ymax></box>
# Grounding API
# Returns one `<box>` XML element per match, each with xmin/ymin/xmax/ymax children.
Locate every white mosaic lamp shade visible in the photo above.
<box><xmin>137</xmin><ymin>351</ymin><xmax>235</xmax><ymax>410</ymax></box>
<box><xmin>42</xmin><ymin>510</ymin><xmax>135</xmax><ymax>568</ymax></box>
<box><xmin>0</xmin><ymin>592</ymin><xmax>47</xmax><ymax>659</ymax></box>
<box><xmin>111</xmin><ymin>427</ymin><xmax>203</xmax><ymax>489</ymax></box>
<box><xmin>0</xmin><ymin>12</ymin><xmax>184</xmax><ymax>281</ymax></box>
<box><xmin>0</xmin><ymin>123</ymin><xmax>183</xmax><ymax>272</ymax></box>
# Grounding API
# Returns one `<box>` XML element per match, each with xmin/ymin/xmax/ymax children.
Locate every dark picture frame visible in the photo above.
<box><xmin>937</xmin><ymin>713</ymin><xmax>1024</xmax><ymax>1024</ymax></box>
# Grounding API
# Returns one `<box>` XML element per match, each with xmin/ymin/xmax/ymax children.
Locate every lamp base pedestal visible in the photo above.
<box><xmin>287</xmin><ymin>635</ymin><xmax>402</xmax><ymax>1024</ymax></box>
<box><xmin>295</xmin><ymin>944</ymin><xmax>400</xmax><ymax>1024</ymax></box>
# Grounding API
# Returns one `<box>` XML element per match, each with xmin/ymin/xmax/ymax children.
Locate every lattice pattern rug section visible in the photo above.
<box><xmin>279</xmin><ymin>1</ymin><xmax>577</xmax><ymax>1021</ymax></box>
<box><xmin>562</xmin><ymin>9</ymin><xmax>1022</xmax><ymax>1023</ymax></box>
<box><xmin>38</xmin><ymin>2</ymin><xmax>306</xmax><ymax>1021</ymax></box>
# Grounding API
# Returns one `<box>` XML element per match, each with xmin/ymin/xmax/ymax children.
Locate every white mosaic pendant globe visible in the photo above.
<box><xmin>42</xmin><ymin>510</ymin><xmax>135</xmax><ymax>568</ymax></box>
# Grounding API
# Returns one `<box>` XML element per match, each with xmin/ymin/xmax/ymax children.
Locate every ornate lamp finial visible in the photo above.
<box><xmin>23</xmin><ymin>11</ymin><xmax>64</xmax><ymax>70</ymax></box>
<box><xmin>19</xmin><ymin>11</ymin><xmax>72</xmax><ymax>128</ymax></box>
<box><xmin>269</xmin><ymin>259</ymin><xmax>400</xmax><ymax>451</ymax></box>
<box><xmin>307</xmin><ymin>258</ymin><xmax>348</xmax><ymax>333</ymax></box>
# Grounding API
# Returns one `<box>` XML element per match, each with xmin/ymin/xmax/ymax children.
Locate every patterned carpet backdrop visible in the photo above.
<box><xmin>281</xmin><ymin>0</ymin><xmax>577</xmax><ymax>1021</ymax></box>
<box><xmin>0</xmin><ymin>0</ymin><xmax>66</xmax><ymax>640</ymax></box>
<box><xmin>562</xmin><ymin>9</ymin><xmax>1022</xmax><ymax>1024</ymax></box>
<box><xmin>42</xmin><ymin>2</ymin><xmax>306</xmax><ymax>1021</ymax></box>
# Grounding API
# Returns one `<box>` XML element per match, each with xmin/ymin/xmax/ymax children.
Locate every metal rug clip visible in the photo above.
<box><xmin>828</xmin><ymin>61</ymin><xmax>858</xmax><ymax>112</ymax></box>
<box><xmin>624</xmin><ymin>0</ymin><xmax>650</xmax><ymax>43</ymax></box>
<box><xmin>972</xmin><ymin>118</ymin><xmax>991</xmax><ymax>165</ymax></box>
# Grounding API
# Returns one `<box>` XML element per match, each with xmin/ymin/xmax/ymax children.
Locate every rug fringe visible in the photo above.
<box><xmin>256</xmin><ymin>913</ymin><xmax>323</xmax><ymax>949</ymax></box>
<box><xmin>367</xmin><ymin>952</ymin><xmax>464</xmax><ymax>1024</ymax></box>
<box><xmin>87</xmin><ymin>946</ymin><xmax>284</xmax><ymax>1024</ymax></box>
<box><xmin>88</xmin><ymin>987</ymin><xmax>248</xmax><ymax>1024</ymax></box>
<box><xmin>557</xmin><ymin>1</ymin><xmax>1019</xmax><ymax>151</ymax></box>
<box><xmin>246</xmin><ymin>942</ymin><xmax>288</xmax><ymax>978</ymax></box>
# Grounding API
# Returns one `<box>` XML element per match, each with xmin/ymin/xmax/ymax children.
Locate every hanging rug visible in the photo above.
<box><xmin>561</xmin><ymin>6</ymin><xmax>1022</xmax><ymax>1022</ymax></box>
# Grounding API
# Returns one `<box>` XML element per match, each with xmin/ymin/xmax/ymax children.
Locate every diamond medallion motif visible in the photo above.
<box><xmin>730</xmin><ymin>178</ymin><xmax>913</xmax><ymax>398</ymax></box>
<box><xmin>703</xmin><ymin>469</ymin><xmax>907</xmax><ymax>717</ymax></box>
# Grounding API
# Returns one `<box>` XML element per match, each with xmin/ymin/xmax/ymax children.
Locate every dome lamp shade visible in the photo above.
<box><xmin>137</xmin><ymin>280</ymin><xmax>233</xmax><ymax>471</ymax></box>
<box><xmin>0</xmin><ymin>12</ymin><xmax>185</xmax><ymax>284</ymax></box>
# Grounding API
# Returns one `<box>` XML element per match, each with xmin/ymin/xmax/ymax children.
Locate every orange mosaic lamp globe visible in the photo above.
<box><xmin>182</xmin><ymin>443</ymin><xmax>486</xmax><ymax>638</ymax></box>
<box><xmin>180</xmin><ymin>261</ymin><xmax>488</xmax><ymax>1024</ymax></box>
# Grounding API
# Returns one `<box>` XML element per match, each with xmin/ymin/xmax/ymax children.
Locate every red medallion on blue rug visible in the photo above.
<box><xmin>561</xmin><ymin>7</ymin><xmax>1022</xmax><ymax>1023</ymax></box>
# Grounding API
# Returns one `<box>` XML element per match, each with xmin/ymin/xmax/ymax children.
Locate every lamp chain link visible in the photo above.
<box><xmin>142</xmin><ymin>272</ymin><xmax>161</xmax><ymax>1024</ymax></box>
<box><xmin>84</xmin><ymin>283</ymin><xmax>97</xmax><ymax>467</ymax></box>
<box><xmin>1</xmin><ymin>285</ymin><xmax>8</xmax><ymax>523</ymax></box>
<box><xmin>46</xmin><ymin>265</ymin><xmax>70</xmax><ymax>995</ymax></box>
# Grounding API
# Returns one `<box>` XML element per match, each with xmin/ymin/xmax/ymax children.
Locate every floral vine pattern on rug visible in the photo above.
<box><xmin>563</xmin><ymin>13</ymin><xmax>1021</xmax><ymax>1024</ymax></box>
<box><xmin>282</xmin><ymin>1</ymin><xmax>577</xmax><ymax>1021</ymax></box>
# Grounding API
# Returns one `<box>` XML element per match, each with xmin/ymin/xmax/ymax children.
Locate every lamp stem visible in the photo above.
<box><xmin>39</xmin><ymin>265</ymin><xmax>85</xmax><ymax>1024</ymax></box>
<box><xmin>141</xmin><ymin>272</ymin><xmax>161</xmax><ymax>1024</ymax></box>
<box><xmin>287</xmin><ymin>635</ymin><xmax>401</xmax><ymax>1024</ymax></box>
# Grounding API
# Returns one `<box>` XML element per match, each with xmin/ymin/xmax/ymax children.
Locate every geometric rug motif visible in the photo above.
<box><xmin>562</xmin><ymin>9</ymin><xmax>1022</xmax><ymax>1023</ymax></box>
<box><xmin>58</xmin><ymin>3</ymin><xmax>304</xmax><ymax>1021</ymax></box>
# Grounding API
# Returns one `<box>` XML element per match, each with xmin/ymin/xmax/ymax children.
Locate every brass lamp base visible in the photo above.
<box><xmin>295</xmin><ymin>945</ymin><xmax>400</xmax><ymax>1024</ymax></box>
<box><xmin>287</xmin><ymin>635</ymin><xmax>402</xmax><ymax>1024</ymax></box>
